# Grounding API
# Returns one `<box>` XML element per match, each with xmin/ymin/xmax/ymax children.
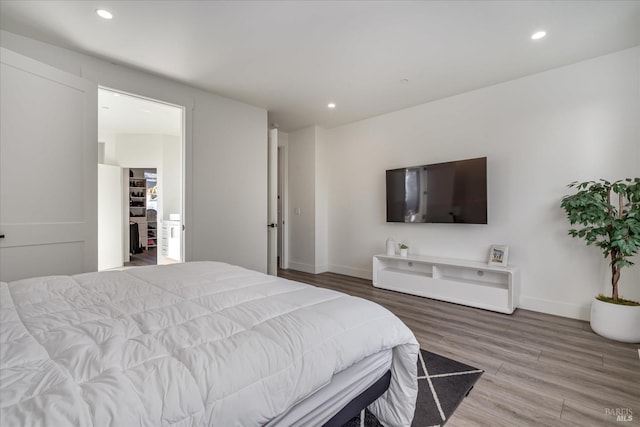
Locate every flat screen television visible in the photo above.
<box><xmin>386</xmin><ymin>157</ymin><xmax>487</xmax><ymax>224</ymax></box>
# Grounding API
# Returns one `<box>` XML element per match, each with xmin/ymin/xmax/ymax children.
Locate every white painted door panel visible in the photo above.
<box><xmin>0</xmin><ymin>47</ymin><xmax>97</xmax><ymax>281</ymax></box>
<box><xmin>267</xmin><ymin>128</ymin><xmax>278</xmax><ymax>275</ymax></box>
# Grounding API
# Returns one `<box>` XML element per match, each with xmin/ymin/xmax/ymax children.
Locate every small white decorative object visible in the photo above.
<box><xmin>488</xmin><ymin>244</ymin><xmax>509</xmax><ymax>267</ymax></box>
<box><xmin>398</xmin><ymin>243</ymin><xmax>409</xmax><ymax>257</ymax></box>
<box><xmin>386</xmin><ymin>238</ymin><xmax>396</xmax><ymax>256</ymax></box>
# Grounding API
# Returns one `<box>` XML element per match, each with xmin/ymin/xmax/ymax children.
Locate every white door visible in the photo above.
<box><xmin>267</xmin><ymin>128</ymin><xmax>278</xmax><ymax>275</ymax></box>
<box><xmin>277</xmin><ymin>146</ymin><xmax>284</xmax><ymax>268</ymax></box>
<box><xmin>0</xmin><ymin>48</ymin><xmax>97</xmax><ymax>282</ymax></box>
<box><xmin>98</xmin><ymin>165</ymin><xmax>123</xmax><ymax>270</ymax></box>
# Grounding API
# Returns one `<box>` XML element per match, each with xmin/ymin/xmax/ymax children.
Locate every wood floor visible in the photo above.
<box><xmin>278</xmin><ymin>269</ymin><xmax>640</xmax><ymax>427</ymax></box>
<box><xmin>124</xmin><ymin>247</ymin><xmax>157</xmax><ymax>267</ymax></box>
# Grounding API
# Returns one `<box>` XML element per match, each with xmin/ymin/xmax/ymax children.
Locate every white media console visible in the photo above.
<box><xmin>373</xmin><ymin>254</ymin><xmax>520</xmax><ymax>314</ymax></box>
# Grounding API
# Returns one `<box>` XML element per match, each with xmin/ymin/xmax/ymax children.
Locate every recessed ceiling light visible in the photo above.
<box><xmin>531</xmin><ymin>31</ymin><xmax>546</xmax><ymax>40</ymax></box>
<box><xmin>96</xmin><ymin>9</ymin><xmax>113</xmax><ymax>20</ymax></box>
<box><xmin>327</xmin><ymin>103</ymin><xmax>336</xmax><ymax>109</ymax></box>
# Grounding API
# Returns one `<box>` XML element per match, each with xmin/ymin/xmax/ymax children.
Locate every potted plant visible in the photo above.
<box><xmin>560</xmin><ymin>178</ymin><xmax>640</xmax><ymax>343</ymax></box>
<box><xmin>398</xmin><ymin>243</ymin><xmax>409</xmax><ymax>257</ymax></box>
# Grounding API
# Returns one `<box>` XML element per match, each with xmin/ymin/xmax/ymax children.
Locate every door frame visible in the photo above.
<box><xmin>277</xmin><ymin>144</ymin><xmax>289</xmax><ymax>270</ymax></box>
<box><xmin>267</xmin><ymin>128</ymin><xmax>278</xmax><ymax>275</ymax></box>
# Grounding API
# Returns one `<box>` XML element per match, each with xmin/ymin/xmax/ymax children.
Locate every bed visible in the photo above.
<box><xmin>0</xmin><ymin>261</ymin><xmax>419</xmax><ymax>426</ymax></box>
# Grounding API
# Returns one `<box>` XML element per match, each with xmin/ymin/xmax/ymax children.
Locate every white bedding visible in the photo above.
<box><xmin>0</xmin><ymin>261</ymin><xmax>419</xmax><ymax>426</ymax></box>
<box><xmin>268</xmin><ymin>349</ymin><xmax>393</xmax><ymax>426</ymax></box>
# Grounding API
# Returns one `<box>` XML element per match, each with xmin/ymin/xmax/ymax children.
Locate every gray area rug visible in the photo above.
<box><xmin>342</xmin><ymin>349</ymin><xmax>483</xmax><ymax>427</ymax></box>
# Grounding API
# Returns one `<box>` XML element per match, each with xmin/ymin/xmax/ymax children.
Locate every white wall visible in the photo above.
<box><xmin>287</xmin><ymin>125</ymin><xmax>329</xmax><ymax>273</ymax></box>
<box><xmin>115</xmin><ymin>134</ymin><xmax>178</xmax><ymax>220</ymax></box>
<box><xmin>102</xmin><ymin>130</ymin><xmax>180</xmax><ymax>223</ymax></box>
<box><xmin>115</xmin><ymin>134</ymin><xmax>163</xmax><ymax>169</ymax></box>
<box><xmin>326</xmin><ymin>47</ymin><xmax>640</xmax><ymax>320</ymax></box>
<box><xmin>1</xmin><ymin>30</ymin><xmax>268</xmax><ymax>273</ymax></box>
<box><xmin>188</xmin><ymin>95</ymin><xmax>266</xmax><ymax>271</ymax></box>
<box><xmin>315</xmin><ymin>127</ymin><xmax>328</xmax><ymax>272</ymax></box>
<box><xmin>98</xmin><ymin>131</ymin><xmax>116</xmax><ymax>165</ymax></box>
<box><xmin>97</xmin><ymin>164</ymin><xmax>123</xmax><ymax>270</ymax></box>
<box><xmin>162</xmin><ymin>135</ymin><xmax>181</xmax><ymax>219</ymax></box>
<box><xmin>288</xmin><ymin>127</ymin><xmax>317</xmax><ymax>272</ymax></box>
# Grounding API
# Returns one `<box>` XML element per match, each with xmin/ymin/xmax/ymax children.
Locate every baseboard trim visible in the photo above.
<box><xmin>314</xmin><ymin>264</ymin><xmax>329</xmax><ymax>274</ymax></box>
<box><xmin>287</xmin><ymin>261</ymin><xmax>316</xmax><ymax>274</ymax></box>
<box><xmin>328</xmin><ymin>264</ymin><xmax>372</xmax><ymax>280</ymax></box>
<box><xmin>286</xmin><ymin>263</ymin><xmax>360</xmax><ymax>276</ymax></box>
<box><xmin>519</xmin><ymin>296</ymin><xmax>590</xmax><ymax>321</ymax></box>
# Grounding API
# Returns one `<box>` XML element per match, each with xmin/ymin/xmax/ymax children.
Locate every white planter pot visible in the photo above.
<box><xmin>399</xmin><ymin>248</ymin><xmax>408</xmax><ymax>257</ymax></box>
<box><xmin>590</xmin><ymin>298</ymin><xmax>640</xmax><ymax>343</ymax></box>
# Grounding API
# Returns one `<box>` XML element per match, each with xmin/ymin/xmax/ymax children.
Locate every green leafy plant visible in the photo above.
<box><xmin>398</xmin><ymin>243</ymin><xmax>409</xmax><ymax>249</ymax></box>
<box><xmin>560</xmin><ymin>178</ymin><xmax>640</xmax><ymax>305</ymax></box>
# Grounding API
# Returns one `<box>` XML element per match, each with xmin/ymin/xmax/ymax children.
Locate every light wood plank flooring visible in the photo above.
<box><xmin>278</xmin><ymin>269</ymin><xmax>640</xmax><ymax>426</ymax></box>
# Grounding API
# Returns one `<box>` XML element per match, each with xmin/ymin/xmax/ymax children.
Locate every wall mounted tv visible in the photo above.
<box><xmin>386</xmin><ymin>157</ymin><xmax>487</xmax><ymax>224</ymax></box>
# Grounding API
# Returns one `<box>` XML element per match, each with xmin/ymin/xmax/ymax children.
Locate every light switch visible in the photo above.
<box><xmin>294</xmin><ymin>208</ymin><xmax>301</xmax><ymax>215</ymax></box>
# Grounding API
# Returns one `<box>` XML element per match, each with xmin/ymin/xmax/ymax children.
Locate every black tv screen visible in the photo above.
<box><xmin>386</xmin><ymin>157</ymin><xmax>487</xmax><ymax>224</ymax></box>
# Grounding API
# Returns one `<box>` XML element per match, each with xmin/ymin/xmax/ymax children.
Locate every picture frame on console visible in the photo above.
<box><xmin>488</xmin><ymin>245</ymin><xmax>509</xmax><ymax>267</ymax></box>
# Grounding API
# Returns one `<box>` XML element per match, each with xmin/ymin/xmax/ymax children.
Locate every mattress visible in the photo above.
<box><xmin>0</xmin><ymin>261</ymin><xmax>419</xmax><ymax>426</ymax></box>
<box><xmin>267</xmin><ymin>349</ymin><xmax>393</xmax><ymax>426</ymax></box>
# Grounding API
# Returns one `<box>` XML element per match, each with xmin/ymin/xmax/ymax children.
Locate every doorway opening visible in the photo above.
<box><xmin>125</xmin><ymin>168</ymin><xmax>158</xmax><ymax>267</ymax></box>
<box><xmin>268</xmin><ymin>127</ymin><xmax>289</xmax><ymax>275</ymax></box>
<box><xmin>97</xmin><ymin>88</ymin><xmax>185</xmax><ymax>270</ymax></box>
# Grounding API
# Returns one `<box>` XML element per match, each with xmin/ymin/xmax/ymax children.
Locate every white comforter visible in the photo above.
<box><xmin>0</xmin><ymin>262</ymin><xmax>418</xmax><ymax>427</ymax></box>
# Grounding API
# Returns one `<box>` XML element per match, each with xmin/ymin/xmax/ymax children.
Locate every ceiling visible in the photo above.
<box><xmin>1</xmin><ymin>1</ymin><xmax>639</xmax><ymax>132</ymax></box>
<box><xmin>98</xmin><ymin>88</ymin><xmax>182</xmax><ymax>137</ymax></box>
